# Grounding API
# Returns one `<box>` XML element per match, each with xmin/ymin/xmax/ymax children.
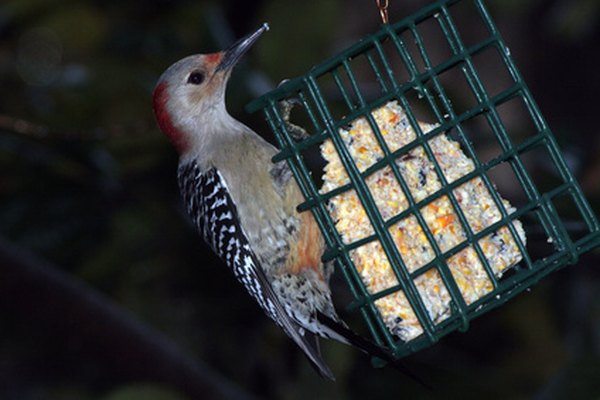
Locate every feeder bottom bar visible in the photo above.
<box><xmin>320</xmin><ymin>101</ymin><xmax>527</xmax><ymax>341</ymax></box>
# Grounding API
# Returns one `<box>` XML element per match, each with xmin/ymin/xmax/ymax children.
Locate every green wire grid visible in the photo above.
<box><xmin>247</xmin><ymin>0</ymin><xmax>600</xmax><ymax>358</ymax></box>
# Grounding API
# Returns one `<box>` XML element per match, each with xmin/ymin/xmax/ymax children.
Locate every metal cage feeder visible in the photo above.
<box><xmin>246</xmin><ymin>0</ymin><xmax>600</xmax><ymax>359</ymax></box>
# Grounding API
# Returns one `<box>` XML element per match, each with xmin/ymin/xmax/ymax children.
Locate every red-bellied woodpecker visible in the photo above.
<box><xmin>152</xmin><ymin>24</ymin><xmax>400</xmax><ymax>380</ymax></box>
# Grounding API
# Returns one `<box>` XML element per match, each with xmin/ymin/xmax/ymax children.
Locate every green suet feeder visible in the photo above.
<box><xmin>247</xmin><ymin>0</ymin><xmax>600</xmax><ymax>358</ymax></box>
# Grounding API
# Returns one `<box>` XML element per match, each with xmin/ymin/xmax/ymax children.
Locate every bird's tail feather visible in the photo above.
<box><xmin>300</xmin><ymin>330</ymin><xmax>336</xmax><ymax>380</ymax></box>
<box><xmin>317</xmin><ymin>312</ymin><xmax>428</xmax><ymax>387</ymax></box>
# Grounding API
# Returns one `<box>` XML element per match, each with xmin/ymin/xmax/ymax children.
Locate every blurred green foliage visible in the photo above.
<box><xmin>0</xmin><ymin>0</ymin><xmax>599</xmax><ymax>399</ymax></box>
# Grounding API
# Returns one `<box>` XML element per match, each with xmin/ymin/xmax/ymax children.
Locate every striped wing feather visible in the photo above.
<box><xmin>177</xmin><ymin>161</ymin><xmax>335</xmax><ymax>380</ymax></box>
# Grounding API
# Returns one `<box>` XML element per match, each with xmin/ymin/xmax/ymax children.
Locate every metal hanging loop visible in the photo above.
<box><xmin>375</xmin><ymin>0</ymin><xmax>389</xmax><ymax>24</ymax></box>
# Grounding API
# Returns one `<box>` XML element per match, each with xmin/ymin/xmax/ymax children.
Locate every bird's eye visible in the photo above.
<box><xmin>187</xmin><ymin>71</ymin><xmax>205</xmax><ymax>85</ymax></box>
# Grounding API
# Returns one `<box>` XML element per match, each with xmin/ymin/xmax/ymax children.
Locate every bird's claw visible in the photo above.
<box><xmin>278</xmin><ymin>97</ymin><xmax>309</xmax><ymax>140</ymax></box>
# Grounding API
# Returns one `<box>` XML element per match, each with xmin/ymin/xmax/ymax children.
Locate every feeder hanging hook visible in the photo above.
<box><xmin>375</xmin><ymin>0</ymin><xmax>389</xmax><ymax>24</ymax></box>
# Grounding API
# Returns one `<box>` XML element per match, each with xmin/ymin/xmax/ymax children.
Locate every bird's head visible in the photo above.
<box><xmin>153</xmin><ymin>23</ymin><xmax>269</xmax><ymax>153</ymax></box>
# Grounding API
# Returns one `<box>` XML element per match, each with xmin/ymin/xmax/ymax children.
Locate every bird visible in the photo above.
<box><xmin>152</xmin><ymin>23</ymin><xmax>402</xmax><ymax>380</ymax></box>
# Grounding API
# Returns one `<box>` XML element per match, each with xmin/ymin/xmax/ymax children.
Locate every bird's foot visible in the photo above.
<box><xmin>278</xmin><ymin>97</ymin><xmax>309</xmax><ymax>141</ymax></box>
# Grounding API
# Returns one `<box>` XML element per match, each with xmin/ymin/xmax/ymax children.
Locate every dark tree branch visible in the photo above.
<box><xmin>0</xmin><ymin>114</ymin><xmax>49</xmax><ymax>138</ymax></box>
<box><xmin>0</xmin><ymin>236</ymin><xmax>254</xmax><ymax>400</ymax></box>
<box><xmin>0</xmin><ymin>113</ymin><xmax>154</xmax><ymax>141</ymax></box>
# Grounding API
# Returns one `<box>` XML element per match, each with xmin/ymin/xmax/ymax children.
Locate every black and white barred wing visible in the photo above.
<box><xmin>177</xmin><ymin>163</ymin><xmax>273</xmax><ymax>312</ymax></box>
<box><xmin>177</xmin><ymin>162</ymin><xmax>334</xmax><ymax>380</ymax></box>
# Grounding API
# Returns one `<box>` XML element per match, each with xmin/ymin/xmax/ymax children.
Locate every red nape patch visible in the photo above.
<box><xmin>152</xmin><ymin>82</ymin><xmax>188</xmax><ymax>153</ymax></box>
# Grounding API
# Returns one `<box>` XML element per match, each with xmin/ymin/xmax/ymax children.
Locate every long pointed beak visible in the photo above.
<box><xmin>216</xmin><ymin>23</ymin><xmax>269</xmax><ymax>72</ymax></box>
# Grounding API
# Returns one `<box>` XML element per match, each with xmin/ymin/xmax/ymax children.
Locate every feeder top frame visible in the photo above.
<box><xmin>247</xmin><ymin>0</ymin><xmax>600</xmax><ymax>357</ymax></box>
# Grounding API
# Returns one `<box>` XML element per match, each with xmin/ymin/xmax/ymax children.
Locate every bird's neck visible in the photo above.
<box><xmin>180</xmin><ymin>105</ymin><xmax>249</xmax><ymax>166</ymax></box>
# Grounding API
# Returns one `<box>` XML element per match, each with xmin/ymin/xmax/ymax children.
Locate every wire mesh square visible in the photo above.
<box><xmin>246</xmin><ymin>0</ymin><xmax>600</xmax><ymax>357</ymax></box>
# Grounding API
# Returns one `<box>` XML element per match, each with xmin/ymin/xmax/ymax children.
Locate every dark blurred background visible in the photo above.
<box><xmin>0</xmin><ymin>0</ymin><xmax>599</xmax><ymax>399</ymax></box>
